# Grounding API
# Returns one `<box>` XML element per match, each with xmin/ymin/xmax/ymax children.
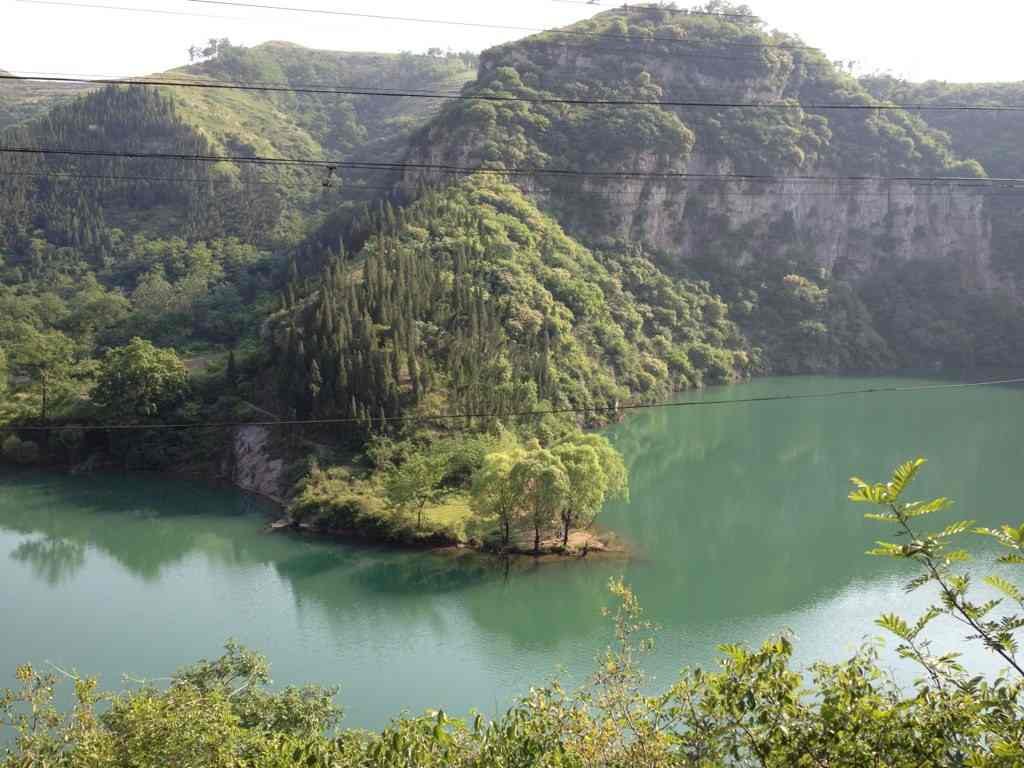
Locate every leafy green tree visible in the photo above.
<box><xmin>551</xmin><ymin>441</ymin><xmax>604</xmax><ymax>547</ymax></box>
<box><xmin>93</xmin><ymin>338</ymin><xmax>189</xmax><ymax>420</ymax></box>
<box><xmin>4</xmin><ymin>324</ymin><xmax>81</xmax><ymax>421</ymax></box>
<box><xmin>0</xmin><ymin>642</ymin><xmax>338</xmax><ymax>768</ymax></box>
<box><xmin>470</xmin><ymin>448</ymin><xmax>525</xmax><ymax>547</ymax></box>
<box><xmin>384</xmin><ymin>452</ymin><xmax>446</xmax><ymax>530</ymax></box>
<box><xmin>65</xmin><ymin>276</ymin><xmax>131</xmax><ymax>345</ymax></box>
<box><xmin>510</xmin><ymin>447</ymin><xmax>570</xmax><ymax>554</ymax></box>
<box><xmin>553</xmin><ymin>433</ymin><xmax>629</xmax><ymax>547</ymax></box>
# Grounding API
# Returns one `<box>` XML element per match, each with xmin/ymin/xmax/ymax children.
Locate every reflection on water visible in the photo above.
<box><xmin>1</xmin><ymin>374</ymin><xmax>1023</xmax><ymax>728</ymax></box>
<box><xmin>10</xmin><ymin>536</ymin><xmax>86</xmax><ymax>586</ymax></box>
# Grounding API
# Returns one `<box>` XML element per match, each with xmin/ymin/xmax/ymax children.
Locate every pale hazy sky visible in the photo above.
<box><xmin>1</xmin><ymin>0</ymin><xmax>1021</xmax><ymax>83</ymax></box>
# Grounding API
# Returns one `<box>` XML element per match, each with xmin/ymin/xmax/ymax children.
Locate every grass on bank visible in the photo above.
<box><xmin>287</xmin><ymin>465</ymin><xmax>478</xmax><ymax>546</ymax></box>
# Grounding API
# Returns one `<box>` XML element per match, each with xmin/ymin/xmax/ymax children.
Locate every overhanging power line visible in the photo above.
<box><xmin>1</xmin><ymin>145</ymin><xmax>1014</xmax><ymax>186</ymax></box>
<box><xmin>6</xmin><ymin>73</ymin><xmax>1024</xmax><ymax>113</ymax></box>
<box><xmin>3</xmin><ymin>378</ymin><xmax>1022</xmax><ymax>434</ymax></box>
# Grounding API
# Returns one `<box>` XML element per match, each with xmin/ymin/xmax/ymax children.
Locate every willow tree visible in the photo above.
<box><xmin>470</xmin><ymin>448</ymin><xmax>526</xmax><ymax>547</ymax></box>
<box><xmin>510</xmin><ymin>447</ymin><xmax>570</xmax><ymax>554</ymax></box>
<box><xmin>553</xmin><ymin>434</ymin><xmax>629</xmax><ymax>547</ymax></box>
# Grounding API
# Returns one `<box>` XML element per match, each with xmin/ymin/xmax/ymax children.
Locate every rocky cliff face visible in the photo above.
<box><xmin>559</xmin><ymin>173</ymin><xmax>994</xmax><ymax>290</ymax></box>
<box><xmin>229</xmin><ymin>426</ymin><xmax>285</xmax><ymax>503</ymax></box>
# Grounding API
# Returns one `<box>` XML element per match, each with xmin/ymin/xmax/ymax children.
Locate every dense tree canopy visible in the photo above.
<box><xmin>93</xmin><ymin>338</ymin><xmax>189</xmax><ymax>420</ymax></box>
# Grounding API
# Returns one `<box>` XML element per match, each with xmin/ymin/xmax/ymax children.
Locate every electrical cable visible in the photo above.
<box><xmin>0</xmin><ymin>168</ymin><xmax>400</xmax><ymax>191</ymax></box>
<box><xmin>4</xmin><ymin>377</ymin><xmax>1022</xmax><ymax>433</ymax></box>
<box><xmin>3</xmin><ymin>145</ymin><xmax>1018</xmax><ymax>186</ymax></box>
<box><xmin>6</xmin><ymin>73</ymin><xmax>1024</xmax><ymax>113</ymax></box>
<box><xmin>5</xmin><ymin>168</ymin><xmax>1024</xmax><ymax>199</ymax></box>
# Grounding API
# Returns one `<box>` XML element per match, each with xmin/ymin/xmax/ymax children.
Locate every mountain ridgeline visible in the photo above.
<box><xmin>2</xmin><ymin>4</ymin><xmax>1024</xmax><ymax>473</ymax></box>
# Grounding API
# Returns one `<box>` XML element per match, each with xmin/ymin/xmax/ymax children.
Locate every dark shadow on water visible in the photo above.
<box><xmin>354</xmin><ymin>552</ymin><xmax>504</xmax><ymax>595</ymax></box>
<box><xmin>273</xmin><ymin>550</ymin><xmax>350</xmax><ymax>580</ymax></box>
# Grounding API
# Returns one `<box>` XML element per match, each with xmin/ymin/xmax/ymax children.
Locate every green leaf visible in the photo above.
<box><xmin>935</xmin><ymin>518</ymin><xmax>971</xmax><ymax>538</ymax></box>
<box><xmin>985</xmin><ymin>576</ymin><xmax>1024</xmax><ymax>602</ymax></box>
<box><xmin>902</xmin><ymin>498</ymin><xmax>954</xmax><ymax>519</ymax></box>
<box><xmin>876</xmin><ymin>613</ymin><xmax>913</xmax><ymax>640</ymax></box>
<box><xmin>889</xmin><ymin>459</ymin><xmax>927</xmax><ymax>499</ymax></box>
<box><xmin>912</xmin><ymin>607</ymin><xmax>942</xmax><ymax>637</ymax></box>
<box><xmin>868</xmin><ymin>541</ymin><xmax>906</xmax><ymax>558</ymax></box>
<box><xmin>904</xmin><ymin>573</ymin><xmax>932</xmax><ymax>592</ymax></box>
<box><xmin>849</xmin><ymin>480</ymin><xmax>889</xmax><ymax>504</ymax></box>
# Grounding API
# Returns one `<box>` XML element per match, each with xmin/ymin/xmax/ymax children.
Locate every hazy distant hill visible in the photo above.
<box><xmin>0</xmin><ymin>68</ymin><xmax>95</xmax><ymax>131</ymax></box>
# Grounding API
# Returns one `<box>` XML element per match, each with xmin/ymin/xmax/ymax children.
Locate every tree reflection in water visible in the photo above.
<box><xmin>10</xmin><ymin>536</ymin><xmax>87</xmax><ymax>586</ymax></box>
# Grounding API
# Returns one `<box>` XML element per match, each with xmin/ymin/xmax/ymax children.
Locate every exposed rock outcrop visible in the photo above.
<box><xmin>230</xmin><ymin>426</ymin><xmax>285</xmax><ymax>503</ymax></box>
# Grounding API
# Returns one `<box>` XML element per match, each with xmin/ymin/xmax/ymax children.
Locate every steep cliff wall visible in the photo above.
<box><xmin>559</xmin><ymin>174</ymin><xmax>993</xmax><ymax>289</ymax></box>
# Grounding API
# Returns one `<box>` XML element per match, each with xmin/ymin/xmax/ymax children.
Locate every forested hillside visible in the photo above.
<box><xmin>1</xmin><ymin>42</ymin><xmax>477</xmax><ymax>248</ymax></box>
<box><xmin>860</xmin><ymin>76</ymin><xmax>1024</xmax><ymax>178</ymax></box>
<box><xmin>269</xmin><ymin>176</ymin><xmax>748</xmax><ymax>427</ymax></box>
<box><xmin>0</xmin><ymin>43</ymin><xmax>478</xmax><ymax>380</ymax></box>
<box><xmin>3</xmin><ymin>5</ymin><xmax>1024</xmax><ymax>487</ymax></box>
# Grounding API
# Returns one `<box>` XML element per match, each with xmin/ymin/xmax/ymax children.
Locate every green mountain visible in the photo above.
<box><xmin>401</xmin><ymin>4</ymin><xmax>1020</xmax><ymax>370</ymax></box>
<box><xmin>0</xmin><ymin>43</ymin><xmax>479</xmax><ymax>355</ymax></box>
<box><xmin>405</xmin><ymin>7</ymin><xmax>982</xmax><ymax>252</ymax></box>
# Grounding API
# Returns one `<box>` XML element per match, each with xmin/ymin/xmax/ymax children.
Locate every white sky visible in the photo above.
<box><xmin>1</xmin><ymin>0</ymin><xmax>1021</xmax><ymax>83</ymax></box>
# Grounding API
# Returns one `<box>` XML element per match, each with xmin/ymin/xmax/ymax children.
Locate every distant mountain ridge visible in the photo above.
<box><xmin>0</xmin><ymin>68</ymin><xmax>95</xmax><ymax>131</ymax></box>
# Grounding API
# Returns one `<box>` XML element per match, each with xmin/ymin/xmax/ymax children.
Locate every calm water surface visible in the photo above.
<box><xmin>2</xmin><ymin>375</ymin><xmax>1023</xmax><ymax>729</ymax></box>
